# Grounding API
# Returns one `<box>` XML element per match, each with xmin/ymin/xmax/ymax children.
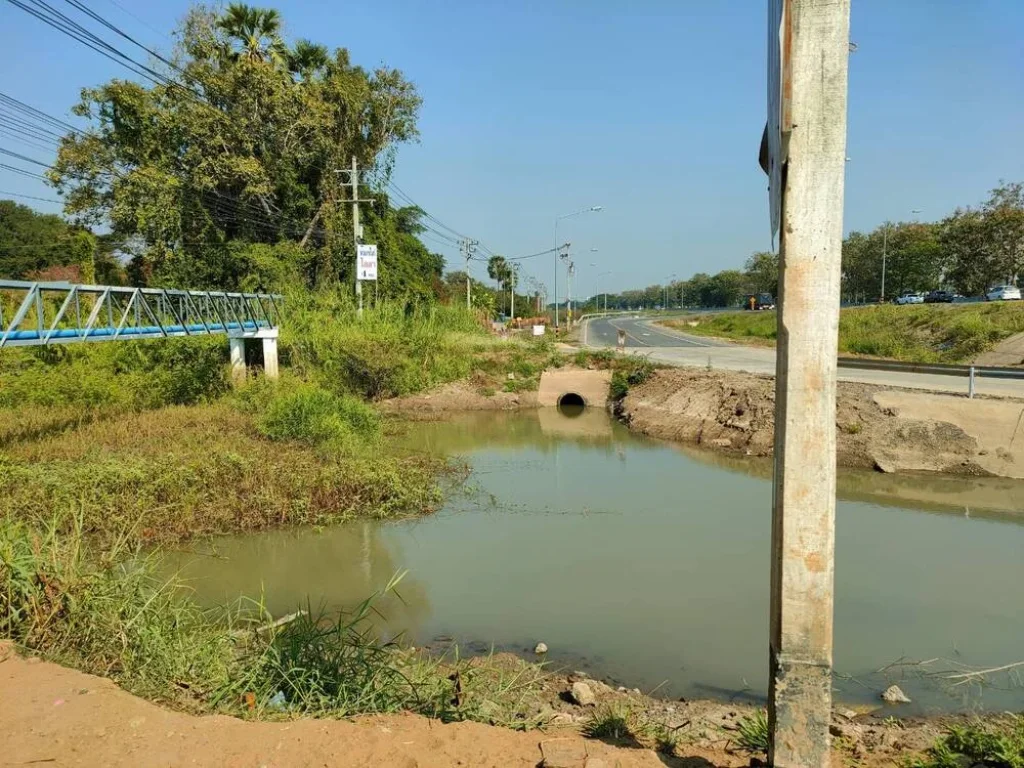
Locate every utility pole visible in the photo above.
<box><xmin>880</xmin><ymin>222</ymin><xmax>889</xmax><ymax>302</ymax></box>
<box><xmin>765</xmin><ymin>1</ymin><xmax>850</xmax><ymax>767</ymax></box>
<box><xmin>337</xmin><ymin>156</ymin><xmax>373</xmax><ymax>318</ymax></box>
<box><xmin>460</xmin><ymin>238</ymin><xmax>478</xmax><ymax>309</ymax></box>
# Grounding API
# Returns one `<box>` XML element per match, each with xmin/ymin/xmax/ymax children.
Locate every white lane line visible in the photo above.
<box><xmin>607</xmin><ymin>319</ymin><xmax>652</xmax><ymax>347</ymax></box>
<box><xmin>639</xmin><ymin>320</ymin><xmax>715</xmax><ymax>347</ymax></box>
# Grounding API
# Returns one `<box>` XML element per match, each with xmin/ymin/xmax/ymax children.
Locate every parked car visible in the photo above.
<box><xmin>743</xmin><ymin>292</ymin><xmax>776</xmax><ymax>310</ymax></box>
<box><xmin>894</xmin><ymin>292</ymin><xmax>925</xmax><ymax>305</ymax></box>
<box><xmin>924</xmin><ymin>289</ymin><xmax>956</xmax><ymax>303</ymax></box>
<box><xmin>986</xmin><ymin>285</ymin><xmax>1022</xmax><ymax>301</ymax></box>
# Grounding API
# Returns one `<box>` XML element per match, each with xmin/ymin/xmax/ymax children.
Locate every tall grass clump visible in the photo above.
<box><xmin>257</xmin><ymin>384</ymin><xmax>381</xmax><ymax>450</ymax></box>
<box><xmin>0</xmin><ymin>514</ymin><xmax>233</xmax><ymax>706</ymax></box>
<box><xmin>281</xmin><ymin>290</ymin><xmax>488</xmax><ymax>399</ymax></box>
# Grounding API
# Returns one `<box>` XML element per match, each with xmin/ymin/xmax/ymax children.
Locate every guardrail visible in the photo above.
<box><xmin>839</xmin><ymin>357</ymin><xmax>1024</xmax><ymax>397</ymax></box>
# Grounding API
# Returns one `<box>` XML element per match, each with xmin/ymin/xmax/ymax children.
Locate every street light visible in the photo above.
<box><xmin>880</xmin><ymin>209</ymin><xmax>923</xmax><ymax>303</ymax></box>
<box><xmin>554</xmin><ymin>206</ymin><xmax>602</xmax><ymax>328</ymax></box>
<box><xmin>596</xmin><ymin>270</ymin><xmax>613</xmax><ymax>313</ymax></box>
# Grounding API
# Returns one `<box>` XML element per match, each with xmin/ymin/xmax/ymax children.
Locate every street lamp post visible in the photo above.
<box><xmin>554</xmin><ymin>206</ymin><xmax>602</xmax><ymax>329</ymax></box>
<box><xmin>596</xmin><ymin>270</ymin><xmax>613</xmax><ymax>313</ymax></box>
<box><xmin>880</xmin><ymin>209</ymin><xmax>922</xmax><ymax>303</ymax></box>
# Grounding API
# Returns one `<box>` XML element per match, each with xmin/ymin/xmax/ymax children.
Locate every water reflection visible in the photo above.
<box><xmin>167</xmin><ymin>409</ymin><xmax>1024</xmax><ymax>712</ymax></box>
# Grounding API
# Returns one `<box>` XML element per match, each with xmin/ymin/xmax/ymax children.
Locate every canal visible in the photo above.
<box><xmin>166</xmin><ymin>408</ymin><xmax>1024</xmax><ymax>712</ymax></box>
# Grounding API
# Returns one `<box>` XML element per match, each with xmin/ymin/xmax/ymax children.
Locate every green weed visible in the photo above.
<box><xmin>736</xmin><ymin>709</ymin><xmax>770</xmax><ymax>753</ymax></box>
<box><xmin>258</xmin><ymin>384</ymin><xmax>380</xmax><ymax>450</ymax></box>
<box><xmin>912</xmin><ymin>718</ymin><xmax>1024</xmax><ymax>768</ymax></box>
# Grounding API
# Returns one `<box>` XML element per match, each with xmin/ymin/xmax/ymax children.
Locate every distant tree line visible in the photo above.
<box><xmin>586</xmin><ymin>181</ymin><xmax>1024</xmax><ymax>310</ymax></box>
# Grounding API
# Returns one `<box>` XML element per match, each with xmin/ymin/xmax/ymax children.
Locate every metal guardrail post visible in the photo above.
<box><xmin>969</xmin><ymin>366</ymin><xmax>976</xmax><ymax>398</ymax></box>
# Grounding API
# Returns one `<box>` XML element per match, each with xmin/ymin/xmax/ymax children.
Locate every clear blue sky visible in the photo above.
<box><xmin>1</xmin><ymin>0</ymin><xmax>1022</xmax><ymax>296</ymax></box>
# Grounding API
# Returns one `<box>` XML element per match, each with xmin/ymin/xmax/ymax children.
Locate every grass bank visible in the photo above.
<box><xmin>0</xmin><ymin>516</ymin><xmax>550</xmax><ymax>726</ymax></box>
<box><xmin>663</xmin><ymin>302</ymin><xmax>1024</xmax><ymax>363</ymax></box>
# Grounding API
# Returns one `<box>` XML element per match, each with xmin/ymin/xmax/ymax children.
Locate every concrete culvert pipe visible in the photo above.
<box><xmin>557</xmin><ymin>392</ymin><xmax>586</xmax><ymax>416</ymax></box>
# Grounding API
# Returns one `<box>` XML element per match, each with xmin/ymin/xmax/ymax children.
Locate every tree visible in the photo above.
<box><xmin>744</xmin><ymin>251</ymin><xmax>779</xmax><ymax>296</ymax></box>
<box><xmin>486</xmin><ymin>255</ymin><xmax>511</xmax><ymax>313</ymax></box>
<box><xmin>49</xmin><ymin>5</ymin><xmax>423</xmax><ymax>292</ymax></box>
<box><xmin>217</xmin><ymin>3</ymin><xmax>287</xmax><ymax>65</ymax></box>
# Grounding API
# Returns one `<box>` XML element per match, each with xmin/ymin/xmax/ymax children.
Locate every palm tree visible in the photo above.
<box><xmin>487</xmin><ymin>255</ymin><xmax>512</xmax><ymax>314</ymax></box>
<box><xmin>288</xmin><ymin>39</ymin><xmax>330</xmax><ymax>81</ymax></box>
<box><xmin>216</xmin><ymin>4</ymin><xmax>288</xmax><ymax>66</ymax></box>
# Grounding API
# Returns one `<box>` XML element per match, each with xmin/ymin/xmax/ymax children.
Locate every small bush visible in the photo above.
<box><xmin>610</xmin><ymin>357</ymin><xmax>656</xmax><ymax>400</ymax></box>
<box><xmin>258</xmin><ymin>385</ymin><xmax>380</xmax><ymax>449</ymax></box>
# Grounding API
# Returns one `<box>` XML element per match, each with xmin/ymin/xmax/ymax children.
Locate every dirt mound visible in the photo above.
<box><xmin>381</xmin><ymin>381</ymin><xmax>536</xmax><ymax>416</ymax></box>
<box><xmin>621</xmin><ymin>369</ymin><xmax>990</xmax><ymax>475</ymax></box>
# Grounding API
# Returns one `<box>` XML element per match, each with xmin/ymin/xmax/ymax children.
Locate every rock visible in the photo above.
<box><xmin>534</xmin><ymin>642</ymin><xmax>549</xmax><ymax>655</ymax></box>
<box><xmin>539</xmin><ymin>737</ymin><xmax>588</xmax><ymax>768</ymax></box>
<box><xmin>570</xmin><ymin>681</ymin><xmax>596</xmax><ymax>707</ymax></box>
<box><xmin>584</xmin><ymin>760</ymin><xmax>611</xmax><ymax>768</ymax></box>
<box><xmin>830</xmin><ymin>722</ymin><xmax>863</xmax><ymax>741</ymax></box>
<box><xmin>548</xmin><ymin>712</ymin><xmax>575</xmax><ymax>726</ymax></box>
<box><xmin>589</xmin><ymin>680</ymin><xmax>613</xmax><ymax>696</ymax></box>
<box><xmin>617</xmin><ymin>686</ymin><xmax>627</xmax><ymax>693</ymax></box>
<box><xmin>836</xmin><ymin>708</ymin><xmax>859</xmax><ymax>721</ymax></box>
<box><xmin>710</xmin><ymin>437</ymin><xmax>733</xmax><ymax>448</ymax></box>
<box><xmin>881</xmin><ymin>684</ymin><xmax>911</xmax><ymax>704</ymax></box>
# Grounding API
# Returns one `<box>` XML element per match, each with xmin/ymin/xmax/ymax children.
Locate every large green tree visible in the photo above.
<box><xmin>48</xmin><ymin>4</ymin><xmax>425</xmax><ymax>293</ymax></box>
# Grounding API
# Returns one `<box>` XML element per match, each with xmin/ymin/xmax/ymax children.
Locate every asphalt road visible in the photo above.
<box><xmin>584</xmin><ymin>315</ymin><xmax>731</xmax><ymax>349</ymax></box>
<box><xmin>581</xmin><ymin>315</ymin><xmax>1024</xmax><ymax>399</ymax></box>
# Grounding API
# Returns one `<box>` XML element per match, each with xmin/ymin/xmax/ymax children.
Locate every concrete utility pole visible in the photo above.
<box><xmin>337</xmin><ymin>156</ymin><xmax>373</xmax><ymax>317</ymax></box>
<box><xmin>767</xmin><ymin>1</ymin><xmax>850</xmax><ymax>767</ymax></box>
<box><xmin>461</xmin><ymin>238</ymin><xmax>478</xmax><ymax>309</ymax></box>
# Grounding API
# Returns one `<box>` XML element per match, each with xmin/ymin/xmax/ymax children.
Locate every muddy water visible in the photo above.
<box><xmin>167</xmin><ymin>409</ymin><xmax>1024</xmax><ymax>712</ymax></box>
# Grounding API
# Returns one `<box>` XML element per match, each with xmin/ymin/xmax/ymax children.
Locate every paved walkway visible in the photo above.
<box><xmin>582</xmin><ymin>316</ymin><xmax>1024</xmax><ymax>399</ymax></box>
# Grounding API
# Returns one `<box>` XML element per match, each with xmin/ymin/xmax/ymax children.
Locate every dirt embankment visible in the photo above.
<box><xmin>621</xmin><ymin>369</ymin><xmax>1024</xmax><ymax>477</ymax></box>
<box><xmin>0</xmin><ymin>646</ymin><xmax>953</xmax><ymax>768</ymax></box>
<box><xmin>381</xmin><ymin>381</ymin><xmax>537</xmax><ymax>416</ymax></box>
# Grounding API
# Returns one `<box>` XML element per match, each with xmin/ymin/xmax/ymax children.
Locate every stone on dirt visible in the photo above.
<box><xmin>535</xmin><ymin>642</ymin><xmax>549</xmax><ymax>654</ymax></box>
<box><xmin>570</xmin><ymin>681</ymin><xmax>596</xmax><ymax>707</ymax></box>
<box><xmin>539</xmin><ymin>737</ymin><xmax>588</xmax><ymax>768</ymax></box>
<box><xmin>881</xmin><ymin>684</ymin><xmax>911</xmax><ymax>704</ymax></box>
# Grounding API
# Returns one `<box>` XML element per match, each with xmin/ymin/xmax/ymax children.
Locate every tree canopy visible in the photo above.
<box><xmin>48</xmin><ymin>3</ymin><xmax>434</xmax><ymax>295</ymax></box>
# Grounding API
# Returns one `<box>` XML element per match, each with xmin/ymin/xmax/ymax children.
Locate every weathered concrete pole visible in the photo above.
<box><xmin>768</xmin><ymin>0</ymin><xmax>850</xmax><ymax>766</ymax></box>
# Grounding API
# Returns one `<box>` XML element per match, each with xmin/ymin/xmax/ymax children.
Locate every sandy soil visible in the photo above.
<box><xmin>1</xmin><ymin>645</ymin><xmax>951</xmax><ymax>768</ymax></box>
<box><xmin>0</xmin><ymin>646</ymin><xmax>665</xmax><ymax>768</ymax></box>
<box><xmin>620</xmin><ymin>368</ymin><xmax>1020</xmax><ymax>476</ymax></box>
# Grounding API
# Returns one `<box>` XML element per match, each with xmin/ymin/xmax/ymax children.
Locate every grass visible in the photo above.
<box><xmin>0</xmin><ymin>516</ymin><xmax>552</xmax><ymax>724</ymax></box>
<box><xmin>0</xmin><ymin>398</ymin><xmax>447</xmax><ymax>544</ymax></box>
<box><xmin>663</xmin><ymin>301</ymin><xmax>1024</xmax><ymax>364</ymax></box>
<box><xmin>0</xmin><ymin>289</ymin><xmax>575</xmax><ymax>732</ymax></box>
<box><xmin>735</xmin><ymin>709</ymin><xmax>770</xmax><ymax>753</ymax></box>
<box><xmin>912</xmin><ymin>717</ymin><xmax>1024</xmax><ymax>768</ymax></box>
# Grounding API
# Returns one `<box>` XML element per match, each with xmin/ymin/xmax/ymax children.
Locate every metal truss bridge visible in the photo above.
<box><xmin>0</xmin><ymin>279</ymin><xmax>282</xmax><ymax>349</ymax></box>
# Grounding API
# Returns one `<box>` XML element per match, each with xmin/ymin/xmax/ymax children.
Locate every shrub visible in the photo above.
<box><xmin>258</xmin><ymin>385</ymin><xmax>380</xmax><ymax>449</ymax></box>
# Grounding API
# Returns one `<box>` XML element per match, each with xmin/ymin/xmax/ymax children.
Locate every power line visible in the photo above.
<box><xmin>0</xmin><ymin>189</ymin><xmax>63</xmax><ymax>204</ymax></box>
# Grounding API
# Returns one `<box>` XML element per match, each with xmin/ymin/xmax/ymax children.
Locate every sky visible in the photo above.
<box><xmin>1</xmin><ymin>0</ymin><xmax>1022</xmax><ymax>297</ymax></box>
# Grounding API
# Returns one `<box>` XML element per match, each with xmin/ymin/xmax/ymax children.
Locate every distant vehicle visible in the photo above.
<box><xmin>894</xmin><ymin>292</ymin><xmax>925</xmax><ymax>305</ymax></box>
<box><xmin>924</xmin><ymin>289</ymin><xmax>955</xmax><ymax>303</ymax></box>
<box><xmin>986</xmin><ymin>285</ymin><xmax>1022</xmax><ymax>301</ymax></box>
<box><xmin>744</xmin><ymin>292</ymin><xmax>775</xmax><ymax>310</ymax></box>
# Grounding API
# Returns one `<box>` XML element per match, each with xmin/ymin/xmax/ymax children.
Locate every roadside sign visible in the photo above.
<box><xmin>765</xmin><ymin>0</ymin><xmax>792</xmax><ymax>242</ymax></box>
<box><xmin>357</xmin><ymin>244</ymin><xmax>378</xmax><ymax>281</ymax></box>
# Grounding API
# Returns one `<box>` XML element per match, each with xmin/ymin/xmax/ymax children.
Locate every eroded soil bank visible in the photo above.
<box><xmin>0</xmin><ymin>646</ymin><xmax>957</xmax><ymax>768</ymax></box>
<box><xmin>621</xmin><ymin>368</ymin><xmax>1024</xmax><ymax>477</ymax></box>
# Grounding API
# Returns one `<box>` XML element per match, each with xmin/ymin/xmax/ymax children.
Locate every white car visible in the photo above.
<box><xmin>894</xmin><ymin>292</ymin><xmax>925</xmax><ymax>305</ymax></box>
<box><xmin>986</xmin><ymin>285</ymin><xmax>1022</xmax><ymax>301</ymax></box>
